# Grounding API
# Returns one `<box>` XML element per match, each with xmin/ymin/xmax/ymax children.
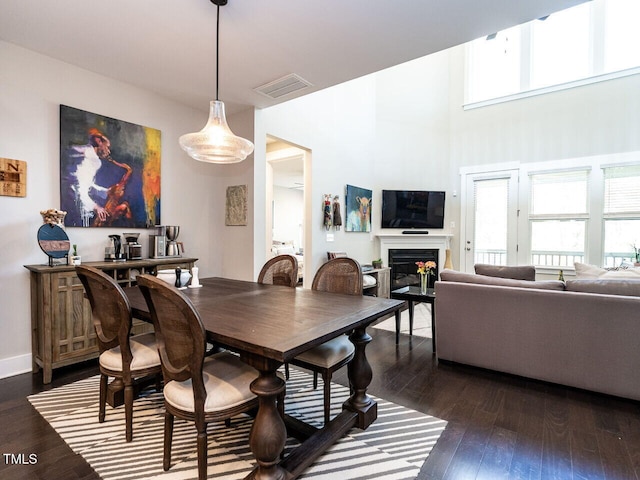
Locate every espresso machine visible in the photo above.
<box><xmin>123</xmin><ymin>233</ymin><xmax>142</xmax><ymax>260</ymax></box>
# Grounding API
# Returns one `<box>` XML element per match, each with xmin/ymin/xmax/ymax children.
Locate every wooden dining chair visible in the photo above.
<box><xmin>75</xmin><ymin>265</ymin><xmax>162</xmax><ymax>443</ymax></box>
<box><xmin>136</xmin><ymin>274</ymin><xmax>260</xmax><ymax>480</ymax></box>
<box><xmin>258</xmin><ymin>254</ymin><xmax>299</xmax><ymax>287</ymax></box>
<box><xmin>289</xmin><ymin>257</ymin><xmax>363</xmax><ymax>424</ymax></box>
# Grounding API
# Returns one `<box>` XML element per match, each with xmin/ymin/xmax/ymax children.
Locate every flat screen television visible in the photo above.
<box><xmin>381</xmin><ymin>190</ymin><xmax>445</xmax><ymax>229</ymax></box>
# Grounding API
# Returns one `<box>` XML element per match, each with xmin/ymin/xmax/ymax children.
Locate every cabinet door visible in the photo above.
<box><xmin>52</xmin><ymin>272</ymin><xmax>97</xmax><ymax>362</ymax></box>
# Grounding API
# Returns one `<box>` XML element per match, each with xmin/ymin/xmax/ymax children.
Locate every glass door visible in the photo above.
<box><xmin>462</xmin><ymin>170</ymin><xmax>519</xmax><ymax>272</ymax></box>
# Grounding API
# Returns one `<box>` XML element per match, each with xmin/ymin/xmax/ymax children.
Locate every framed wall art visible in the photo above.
<box><xmin>225</xmin><ymin>184</ymin><xmax>248</xmax><ymax>226</ymax></box>
<box><xmin>345</xmin><ymin>184</ymin><xmax>372</xmax><ymax>232</ymax></box>
<box><xmin>59</xmin><ymin>105</ymin><xmax>161</xmax><ymax>228</ymax></box>
<box><xmin>0</xmin><ymin>158</ymin><xmax>27</xmax><ymax>197</ymax></box>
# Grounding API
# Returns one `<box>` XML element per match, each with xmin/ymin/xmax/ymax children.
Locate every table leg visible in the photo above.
<box><xmin>394</xmin><ymin>309</ymin><xmax>401</xmax><ymax>344</ymax></box>
<box><xmin>431</xmin><ymin>300</ymin><xmax>436</xmax><ymax>354</ymax></box>
<box><xmin>344</xmin><ymin>326</ymin><xmax>377</xmax><ymax>429</ymax></box>
<box><xmin>408</xmin><ymin>301</ymin><xmax>415</xmax><ymax>337</ymax></box>
<box><xmin>246</xmin><ymin>361</ymin><xmax>288</xmax><ymax>480</ymax></box>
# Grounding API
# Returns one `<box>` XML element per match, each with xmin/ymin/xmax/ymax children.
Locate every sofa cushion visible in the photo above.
<box><xmin>440</xmin><ymin>269</ymin><xmax>565</xmax><ymax>290</ymax></box>
<box><xmin>574</xmin><ymin>262</ymin><xmax>640</xmax><ymax>279</ymax></box>
<box><xmin>474</xmin><ymin>264</ymin><xmax>536</xmax><ymax>281</ymax></box>
<box><xmin>566</xmin><ymin>278</ymin><xmax>640</xmax><ymax>297</ymax></box>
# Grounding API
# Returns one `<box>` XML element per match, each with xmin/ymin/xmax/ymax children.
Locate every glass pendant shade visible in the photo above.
<box><xmin>179</xmin><ymin>100</ymin><xmax>254</xmax><ymax>164</ymax></box>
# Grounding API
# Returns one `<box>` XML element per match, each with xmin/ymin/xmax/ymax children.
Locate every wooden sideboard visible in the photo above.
<box><xmin>362</xmin><ymin>267</ymin><xmax>390</xmax><ymax>298</ymax></box>
<box><xmin>24</xmin><ymin>257</ymin><xmax>198</xmax><ymax>384</ymax></box>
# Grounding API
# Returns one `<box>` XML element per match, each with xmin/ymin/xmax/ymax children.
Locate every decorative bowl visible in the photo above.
<box><xmin>156</xmin><ymin>269</ymin><xmax>191</xmax><ymax>288</ymax></box>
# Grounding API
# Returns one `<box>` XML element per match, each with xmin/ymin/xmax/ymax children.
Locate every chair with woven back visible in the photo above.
<box><xmin>257</xmin><ymin>254</ymin><xmax>299</xmax><ymax>287</ymax></box>
<box><xmin>75</xmin><ymin>265</ymin><xmax>162</xmax><ymax>443</ymax></box>
<box><xmin>136</xmin><ymin>274</ymin><xmax>260</xmax><ymax>480</ymax></box>
<box><xmin>289</xmin><ymin>257</ymin><xmax>363</xmax><ymax>424</ymax></box>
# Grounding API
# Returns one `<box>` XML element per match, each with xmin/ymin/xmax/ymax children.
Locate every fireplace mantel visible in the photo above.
<box><xmin>377</xmin><ymin>234</ymin><xmax>452</xmax><ymax>271</ymax></box>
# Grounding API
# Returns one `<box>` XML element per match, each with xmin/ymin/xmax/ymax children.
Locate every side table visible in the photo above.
<box><xmin>390</xmin><ymin>286</ymin><xmax>436</xmax><ymax>353</ymax></box>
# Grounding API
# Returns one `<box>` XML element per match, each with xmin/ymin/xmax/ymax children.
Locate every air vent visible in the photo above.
<box><xmin>254</xmin><ymin>74</ymin><xmax>312</xmax><ymax>99</ymax></box>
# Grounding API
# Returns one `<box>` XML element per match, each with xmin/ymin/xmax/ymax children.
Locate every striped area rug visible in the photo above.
<box><xmin>28</xmin><ymin>368</ymin><xmax>446</xmax><ymax>480</ymax></box>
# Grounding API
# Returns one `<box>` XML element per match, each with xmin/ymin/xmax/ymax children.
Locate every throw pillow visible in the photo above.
<box><xmin>474</xmin><ymin>264</ymin><xmax>536</xmax><ymax>281</ymax></box>
<box><xmin>574</xmin><ymin>262</ymin><xmax>640</xmax><ymax>279</ymax></box>
<box><xmin>566</xmin><ymin>279</ymin><xmax>640</xmax><ymax>297</ymax></box>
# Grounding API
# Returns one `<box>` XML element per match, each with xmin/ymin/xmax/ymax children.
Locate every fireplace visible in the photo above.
<box><xmin>389</xmin><ymin>248</ymin><xmax>439</xmax><ymax>290</ymax></box>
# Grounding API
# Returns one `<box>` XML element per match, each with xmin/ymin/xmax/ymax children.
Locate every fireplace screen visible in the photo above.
<box><xmin>388</xmin><ymin>248</ymin><xmax>439</xmax><ymax>290</ymax></box>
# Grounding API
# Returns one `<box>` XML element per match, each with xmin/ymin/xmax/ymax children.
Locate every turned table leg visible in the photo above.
<box><xmin>246</xmin><ymin>361</ymin><xmax>287</xmax><ymax>480</ymax></box>
<box><xmin>344</xmin><ymin>326</ymin><xmax>377</xmax><ymax>430</ymax></box>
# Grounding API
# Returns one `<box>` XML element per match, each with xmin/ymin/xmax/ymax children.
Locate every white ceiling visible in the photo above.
<box><xmin>0</xmin><ymin>0</ymin><xmax>587</xmax><ymax>116</ymax></box>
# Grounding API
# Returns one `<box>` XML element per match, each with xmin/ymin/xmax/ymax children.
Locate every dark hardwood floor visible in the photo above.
<box><xmin>2</xmin><ymin>324</ymin><xmax>640</xmax><ymax>479</ymax></box>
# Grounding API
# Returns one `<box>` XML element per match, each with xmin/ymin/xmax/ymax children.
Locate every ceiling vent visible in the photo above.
<box><xmin>254</xmin><ymin>74</ymin><xmax>313</xmax><ymax>99</ymax></box>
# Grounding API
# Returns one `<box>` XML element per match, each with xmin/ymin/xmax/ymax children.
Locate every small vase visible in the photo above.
<box><xmin>420</xmin><ymin>273</ymin><xmax>428</xmax><ymax>295</ymax></box>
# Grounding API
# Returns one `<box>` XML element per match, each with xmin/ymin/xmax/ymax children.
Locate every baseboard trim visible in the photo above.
<box><xmin>0</xmin><ymin>354</ymin><xmax>32</xmax><ymax>380</ymax></box>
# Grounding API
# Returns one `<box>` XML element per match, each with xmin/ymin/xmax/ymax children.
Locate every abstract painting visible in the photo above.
<box><xmin>59</xmin><ymin>105</ymin><xmax>161</xmax><ymax>228</ymax></box>
<box><xmin>345</xmin><ymin>184</ymin><xmax>372</xmax><ymax>232</ymax></box>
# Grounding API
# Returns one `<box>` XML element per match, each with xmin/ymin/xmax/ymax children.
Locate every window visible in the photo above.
<box><xmin>466</xmin><ymin>0</ymin><xmax>640</xmax><ymax>106</ymax></box>
<box><xmin>603</xmin><ymin>165</ymin><xmax>640</xmax><ymax>266</ymax></box>
<box><xmin>604</xmin><ymin>0</ymin><xmax>640</xmax><ymax>73</ymax></box>
<box><xmin>530</xmin><ymin>3</ymin><xmax>591</xmax><ymax>89</ymax></box>
<box><xmin>529</xmin><ymin>170</ymin><xmax>589</xmax><ymax>267</ymax></box>
<box><xmin>467</xmin><ymin>27</ymin><xmax>521</xmax><ymax>103</ymax></box>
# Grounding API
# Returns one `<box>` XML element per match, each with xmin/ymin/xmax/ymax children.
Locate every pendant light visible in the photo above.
<box><xmin>179</xmin><ymin>0</ymin><xmax>254</xmax><ymax>164</ymax></box>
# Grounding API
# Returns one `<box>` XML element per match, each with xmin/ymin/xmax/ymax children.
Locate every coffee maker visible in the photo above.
<box><xmin>105</xmin><ymin>235</ymin><xmax>125</xmax><ymax>261</ymax></box>
<box><xmin>149</xmin><ymin>225</ymin><xmax>166</xmax><ymax>258</ymax></box>
<box><xmin>123</xmin><ymin>233</ymin><xmax>142</xmax><ymax>260</ymax></box>
<box><xmin>165</xmin><ymin>225</ymin><xmax>181</xmax><ymax>257</ymax></box>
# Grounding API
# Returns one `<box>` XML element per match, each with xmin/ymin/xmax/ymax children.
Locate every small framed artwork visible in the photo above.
<box><xmin>225</xmin><ymin>184</ymin><xmax>248</xmax><ymax>226</ymax></box>
<box><xmin>59</xmin><ymin>105</ymin><xmax>161</xmax><ymax>228</ymax></box>
<box><xmin>345</xmin><ymin>184</ymin><xmax>372</xmax><ymax>232</ymax></box>
<box><xmin>0</xmin><ymin>158</ymin><xmax>27</xmax><ymax>197</ymax></box>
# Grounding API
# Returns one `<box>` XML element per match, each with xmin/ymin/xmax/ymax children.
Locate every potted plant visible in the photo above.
<box><xmin>69</xmin><ymin>244</ymin><xmax>81</xmax><ymax>266</ymax></box>
<box><xmin>372</xmin><ymin>258</ymin><xmax>383</xmax><ymax>269</ymax></box>
<box><xmin>633</xmin><ymin>244</ymin><xmax>640</xmax><ymax>266</ymax></box>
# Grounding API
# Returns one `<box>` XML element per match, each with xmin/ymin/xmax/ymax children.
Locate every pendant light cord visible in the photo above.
<box><xmin>215</xmin><ymin>3</ymin><xmax>220</xmax><ymax>101</ymax></box>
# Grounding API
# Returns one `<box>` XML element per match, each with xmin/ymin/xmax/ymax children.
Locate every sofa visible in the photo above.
<box><xmin>435</xmin><ymin>264</ymin><xmax>640</xmax><ymax>401</ymax></box>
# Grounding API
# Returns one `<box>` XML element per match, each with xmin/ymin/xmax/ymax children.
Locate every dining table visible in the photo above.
<box><xmin>125</xmin><ymin>276</ymin><xmax>403</xmax><ymax>480</ymax></box>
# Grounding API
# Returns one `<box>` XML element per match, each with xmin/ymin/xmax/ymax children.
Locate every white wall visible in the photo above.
<box><xmin>0</xmin><ymin>41</ymin><xmax>254</xmax><ymax>378</ymax></box>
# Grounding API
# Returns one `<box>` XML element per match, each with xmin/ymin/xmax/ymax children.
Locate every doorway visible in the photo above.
<box><xmin>266</xmin><ymin>136</ymin><xmax>311</xmax><ymax>286</ymax></box>
<box><xmin>461</xmin><ymin>170</ymin><xmax>519</xmax><ymax>272</ymax></box>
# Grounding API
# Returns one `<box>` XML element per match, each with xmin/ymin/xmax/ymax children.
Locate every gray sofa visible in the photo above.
<box><xmin>435</xmin><ymin>268</ymin><xmax>640</xmax><ymax>401</ymax></box>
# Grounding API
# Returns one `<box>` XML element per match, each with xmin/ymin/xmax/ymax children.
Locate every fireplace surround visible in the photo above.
<box><xmin>378</xmin><ymin>233</ymin><xmax>452</xmax><ymax>290</ymax></box>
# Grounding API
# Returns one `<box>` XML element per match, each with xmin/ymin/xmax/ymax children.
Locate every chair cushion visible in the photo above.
<box><xmin>99</xmin><ymin>332</ymin><xmax>161</xmax><ymax>371</ymax></box>
<box><xmin>362</xmin><ymin>274</ymin><xmax>377</xmax><ymax>287</ymax></box>
<box><xmin>294</xmin><ymin>335</ymin><xmax>355</xmax><ymax>368</ymax></box>
<box><xmin>163</xmin><ymin>352</ymin><xmax>257</xmax><ymax>413</ymax></box>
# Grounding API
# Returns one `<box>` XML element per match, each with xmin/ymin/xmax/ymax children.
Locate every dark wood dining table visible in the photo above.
<box><xmin>125</xmin><ymin>276</ymin><xmax>403</xmax><ymax>480</ymax></box>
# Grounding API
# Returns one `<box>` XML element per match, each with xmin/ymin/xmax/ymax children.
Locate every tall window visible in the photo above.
<box><xmin>603</xmin><ymin>165</ymin><xmax>640</xmax><ymax>266</ymax></box>
<box><xmin>466</xmin><ymin>0</ymin><xmax>640</xmax><ymax>106</ymax></box>
<box><xmin>529</xmin><ymin>170</ymin><xmax>589</xmax><ymax>267</ymax></box>
<box><xmin>467</xmin><ymin>27</ymin><xmax>521</xmax><ymax>103</ymax></box>
<box><xmin>530</xmin><ymin>3</ymin><xmax>591</xmax><ymax>89</ymax></box>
